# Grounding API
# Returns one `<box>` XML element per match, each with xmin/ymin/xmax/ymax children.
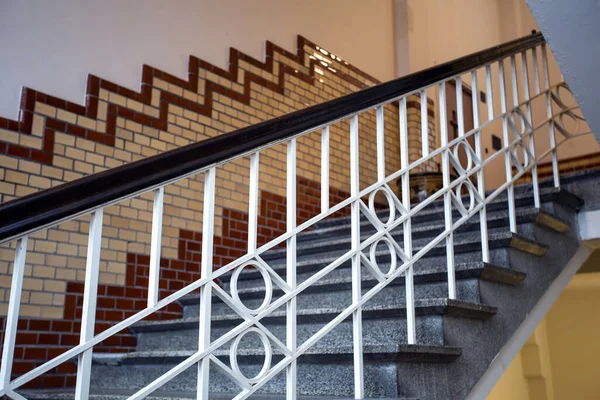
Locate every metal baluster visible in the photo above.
<box><xmin>321</xmin><ymin>126</ymin><xmax>330</xmax><ymax>214</ymax></box>
<box><xmin>286</xmin><ymin>140</ymin><xmax>298</xmax><ymax>400</ymax></box>
<box><xmin>421</xmin><ymin>89</ymin><xmax>429</xmax><ymax>158</ymax></box>
<box><xmin>0</xmin><ymin>237</ymin><xmax>28</xmax><ymax>392</ymax></box>
<box><xmin>542</xmin><ymin>44</ymin><xmax>560</xmax><ymax>188</ymax></box>
<box><xmin>439</xmin><ymin>83</ymin><xmax>456</xmax><ymax>299</ymax></box>
<box><xmin>532</xmin><ymin>46</ymin><xmax>541</xmax><ymax>96</ymax></box>
<box><xmin>148</xmin><ymin>187</ymin><xmax>165</xmax><ymax>307</ymax></box>
<box><xmin>197</xmin><ymin>168</ymin><xmax>216</xmax><ymax>400</ymax></box>
<box><xmin>456</xmin><ymin>77</ymin><xmax>465</xmax><ymax>137</ymax></box>
<box><xmin>522</xmin><ymin>50</ymin><xmax>541</xmax><ymax>208</ymax></box>
<box><xmin>498</xmin><ymin>60</ymin><xmax>518</xmax><ymax>233</ymax></box>
<box><xmin>376</xmin><ymin>106</ymin><xmax>385</xmax><ymax>181</ymax></box>
<box><xmin>350</xmin><ymin>114</ymin><xmax>364</xmax><ymax>398</ymax></box>
<box><xmin>399</xmin><ymin>98</ymin><xmax>415</xmax><ymax>343</ymax></box>
<box><xmin>248</xmin><ymin>152</ymin><xmax>260</xmax><ymax>252</ymax></box>
<box><xmin>510</xmin><ymin>56</ymin><xmax>520</xmax><ymax>107</ymax></box>
<box><xmin>75</xmin><ymin>209</ymin><xmax>104</xmax><ymax>400</ymax></box>
<box><xmin>485</xmin><ymin>65</ymin><xmax>495</xmax><ymax>121</ymax></box>
<box><xmin>472</xmin><ymin>70</ymin><xmax>489</xmax><ymax>262</ymax></box>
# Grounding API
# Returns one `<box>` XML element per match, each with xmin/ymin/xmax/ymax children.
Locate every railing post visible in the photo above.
<box><xmin>75</xmin><ymin>209</ymin><xmax>104</xmax><ymax>400</ymax></box>
<box><xmin>321</xmin><ymin>126</ymin><xmax>330</xmax><ymax>214</ymax></box>
<box><xmin>522</xmin><ymin>50</ymin><xmax>541</xmax><ymax>208</ymax></box>
<box><xmin>197</xmin><ymin>167</ymin><xmax>216</xmax><ymax>400</ymax></box>
<box><xmin>420</xmin><ymin>89</ymin><xmax>429</xmax><ymax>158</ymax></box>
<box><xmin>471</xmin><ymin>71</ymin><xmax>489</xmax><ymax>263</ymax></box>
<box><xmin>542</xmin><ymin>44</ymin><xmax>560</xmax><ymax>188</ymax></box>
<box><xmin>350</xmin><ymin>114</ymin><xmax>364</xmax><ymax>398</ymax></box>
<box><xmin>399</xmin><ymin>97</ymin><xmax>416</xmax><ymax>343</ymax></box>
<box><xmin>0</xmin><ymin>237</ymin><xmax>28</xmax><ymax>392</ymax></box>
<box><xmin>439</xmin><ymin>82</ymin><xmax>456</xmax><ymax>300</ymax></box>
<box><xmin>147</xmin><ymin>186</ymin><xmax>165</xmax><ymax>308</ymax></box>
<box><xmin>498</xmin><ymin>60</ymin><xmax>518</xmax><ymax>233</ymax></box>
<box><xmin>286</xmin><ymin>140</ymin><xmax>298</xmax><ymax>400</ymax></box>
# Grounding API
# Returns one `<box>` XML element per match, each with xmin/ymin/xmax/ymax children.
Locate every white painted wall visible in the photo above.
<box><xmin>0</xmin><ymin>0</ymin><xmax>395</xmax><ymax>120</ymax></box>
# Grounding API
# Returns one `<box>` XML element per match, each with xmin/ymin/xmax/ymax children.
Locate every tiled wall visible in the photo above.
<box><xmin>0</xmin><ymin>35</ymin><xmax>435</xmax><ymax>387</ymax></box>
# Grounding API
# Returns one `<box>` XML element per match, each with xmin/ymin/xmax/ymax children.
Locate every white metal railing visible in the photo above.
<box><xmin>0</xmin><ymin>39</ymin><xmax>593</xmax><ymax>400</ymax></box>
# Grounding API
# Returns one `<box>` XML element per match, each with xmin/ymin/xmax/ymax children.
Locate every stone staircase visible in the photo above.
<box><xmin>22</xmin><ymin>176</ymin><xmax>588</xmax><ymax>400</ymax></box>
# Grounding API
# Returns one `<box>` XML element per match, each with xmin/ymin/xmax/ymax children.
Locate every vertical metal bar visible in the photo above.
<box><xmin>498</xmin><ymin>60</ymin><xmax>518</xmax><ymax>233</ymax></box>
<box><xmin>286</xmin><ymin>139</ymin><xmax>298</xmax><ymax>400</ymax></box>
<box><xmin>532</xmin><ymin>47</ymin><xmax>541</xmax><ymax>96</ymax></box>
<box><xmin>485</xmin><ymin>65</ymin><xmax>495</xmax><ymax>121</ymax></box>
<box><xmin>350</xmin><ymin>114</ymin><xmax>364</xmax><ymax>398</ymax></box>
<box><xmin>439</xmin><ymin>83</ymin><xmax>456</xmax><ymax>300</ymax></box>
<box><xmin>376</xmin><ymin>106</ymin><xmax>385</xmax><ymax>182</ymax></box>
<box><xmin>471</xmin><ymin>71</ymin><xmax>489</xmax><ymax>263</ymax></box>
<box><xmin>147</xmin><ymin>186</ymin><xmax>164</xmax><ymax>308</ymax></box>
<box><xmin>399</xmin><ymin>97</ymin><xmax>415</xmax><ymax>343</ymax></box>
<box><xmin>197</xmin><ymin>167</ymin><xmax>216</xmax><ymax>400</ymax></box>
<box><xmin>321</xmin><ymin>126</ymin><xmax>330</xmax><ymax>213</ymax></box>
<box><xmin>542</xmin><ymin>44</ymin><xmax>560</xmax><ymax>188</ymax></box>
<box><xmin>456</xmin><ymin>77</ymin><xmax>465</xmax><ymax>137</ymax></box>
<box><xmin>0</xmin><ymin>237</ymin><xmax>28</xmax><ymax>390</ymax></box>
<box><xmin>248</xmin><ymin>152</ymin><xmax>260</xmax><ymax>252</ymax></box>
<box><xmin>75</xmin><ymin>209</ymin><xmax>104</xmax><ymax>400</ymax></box>
<box><xmin>522</xmin><ymin>51</ymin><xmax>541</xmax><ymax>208</ymax></box>
<box><xmin>420</xmin><ymin>89</ymin><xmax>429</xmax><ymax>157</ymax></box>
<box><xmin>510</xmin><ymin>55</ymin><xmax>519</xmax><ymax>107</ymax></box>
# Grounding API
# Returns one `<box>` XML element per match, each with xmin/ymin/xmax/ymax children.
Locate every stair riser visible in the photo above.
<box><xmin>136</xmin><ymin>315</ymin><xmax>445</xmax><ymax>353</ymax></box>
<box><xmin>89</xmin><ymin>361</ymin><xmax>400</xmax><ymax>397</ymax></box>
<box><xmin>183</xmin><ymin>279</ymin><xmax>482</xmax><ymax>319</ymax></box>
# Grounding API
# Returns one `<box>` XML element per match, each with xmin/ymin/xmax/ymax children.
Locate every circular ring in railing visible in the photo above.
<box><xmin>453</xmin><ymin>141</ymin><xmax>473</xmax><ymax>173</ymax></box>
<box><xmin>455</xmin><ymin>181</ymin><xmax>475</xmax><ymax>212</ymax></box>
<box><xmin>559</xmin><ymin>111</ymin><xmax>581</xmax><ymax>137</ymax></box>
<box><xmin>369</xmin><ymin>187</ymin><xmax>396</xmax><ymax>226</ymax></box>
<box><xmin>556</xmin><ymin>83</ymin><xmax>576</xmax><ymax>109</ymax></box>
<box><xmin>230</xmin><ymin>261</ymin><xmax>273</xmax><ymax>315</ymax></box>
<box><xmin>512</xmin><ymin>142</ymin><xmax>529</xmax><ymax>169</ymax></box>
<box><xmin>369</xmin><ymin>236</ymin><xmax>397</xmax><ymax>277</ymax></box>
<box><xmin>230</xmin><ymin>327</ymin><xmax>272</xmax><ymax>384</ymax></box>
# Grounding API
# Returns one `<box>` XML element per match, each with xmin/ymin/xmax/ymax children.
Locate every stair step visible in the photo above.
<box><xmin>133</xmin><ymin>299</ymin><xmax>496</xmax><ymax>334</ymax></box>
<box><xmin>20</xmin><ymin>390</ymin><xmax>418</xmax><ymax>400</ymax></box>
<box><xmin>262</xmin><ymin>209</ymin><xmax>543</xmax><ymax>261</ymax></box>
<box><xmin>314</xmin><ymin>186</ymin><xmax>582</xmax><ymax>230</ymax></box>
<box><xmin>205</xmin><ymin>261</ymin><xmax>525</xmax><ymax>303</ymax></box>
<box><xmin>230</xmin><ymin>229</ymin><xmax>545</xmax><ymax>284</ymax></box>
<box><xmin>92</xmin><ymin>343</ymin><xmax>462</xmax><ymax>366</ymax></box>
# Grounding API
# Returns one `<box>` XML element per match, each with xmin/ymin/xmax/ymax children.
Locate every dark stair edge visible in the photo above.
<box><xmin>509</xmin><ymin>233</ymin><xmax>549</xmax><ymax>256</ymax></box>
<box><xmin>535</xmin><ymin>208</ymin><xmax>571</xmax><ymax>232</ymax></box>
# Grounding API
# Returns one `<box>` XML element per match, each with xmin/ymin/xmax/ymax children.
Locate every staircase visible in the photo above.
<box><xmin>17</xmin><ymin>177</ymin><xmax>586</xmax><ymax>400</ymax></box>
<box><xmin>0</xmin><ymin>32</ymin><xmax>597</xmax><ymax>400</ymax></box>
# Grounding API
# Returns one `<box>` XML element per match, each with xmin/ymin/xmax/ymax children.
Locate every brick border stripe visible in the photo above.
<box><xmin>0</xmin><ymin>36</ymin><xmax>381</xmax><ymax>165</ymax></box>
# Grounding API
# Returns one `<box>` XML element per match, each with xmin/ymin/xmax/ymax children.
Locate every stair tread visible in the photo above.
<box><xmin>132</xmin><ymin>299</ymin><xmax>496</xmax><ymax>332</ymax></box>
<box><xmin>92</xmin><ymin>343</ymin><xmax>462</xmax><ymax>365</ymax></box>
<box><xmin>194</xmin><ymin>261</ymin><xmax>525</xmax><ymax>301</ymax></box>
<box><xmin>231</xmin><ymin>230</ymin><xmax>544</xmax><ymax>278</ymax></box>
<box><xmin>265</xmin><ymin>209</ymin><xmax>543</xmax><ymax>258</ymax></box>
<box><xmin>314</xmin><ymin>185</ymin><xmax>580</xmax><ymax>229</ymax></box>
<box><xmin>21</xmin><ymin>389</ymin><xmax>417</xmax><ymax>400</ymax></box>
